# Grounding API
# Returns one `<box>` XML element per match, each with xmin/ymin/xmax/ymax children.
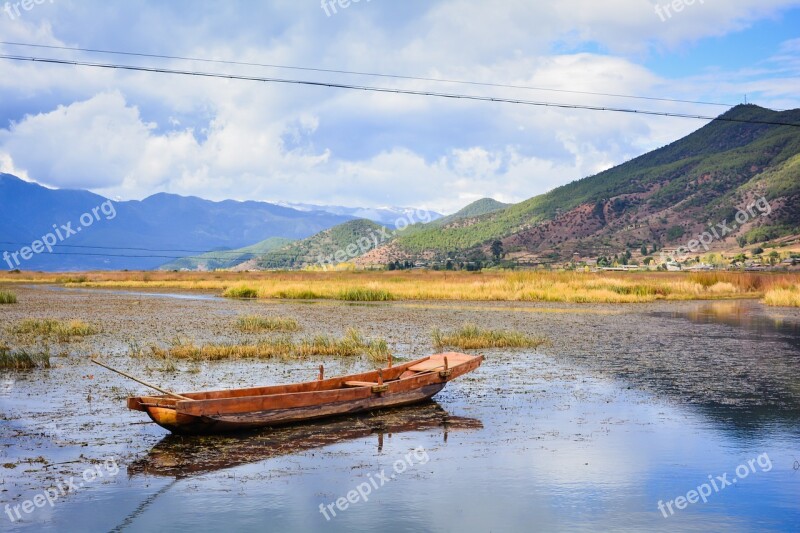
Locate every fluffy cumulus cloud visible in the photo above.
<box><xmin>0</xmin><ymin>0</ymin><xmax>798</xmax><ymax>212</ymax></box>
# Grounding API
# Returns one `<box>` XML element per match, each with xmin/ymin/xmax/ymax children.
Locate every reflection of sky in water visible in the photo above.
<box><xmin>5</xmin><ymin>300</ymin><xmax>800</xmax><ymax>532</ymax></box>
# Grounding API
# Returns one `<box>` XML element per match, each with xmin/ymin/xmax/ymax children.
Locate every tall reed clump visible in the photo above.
<box><xmin>0</xmin><ymin>345</ymin><xmax>50</xmax><ymax>369</ymax></box>
<box><xmin>223</xmin><ymin>286</ymin><xmax>259</xmax><ymax>299</ymax></box>
<box><xmin>236</xmin><ymin>315</ymin><xmax>301</xmax><ymax>333</ymax></box>
<box><xmin>149</xmin><ymin>328</ymin><xmax>391</xmax><ymax>361</ymax></box>
<box><xmin>432</xmin><ymin>324</ymin><xmax>550</xmax><ymax>351</ymax></box>
<box><xmin>337</xmin><ymin>288</ymin><xmax>395</xmax><ymax>302</ymax></box>
<box><xmin>763</xmin><ymin>285</ymin><xmax>800</xmax><ymax>307</ymax></box>
<box><xmin>0</xmin><ymin>290</ymin><xmax>17</xmax><ymax>304</ymax></box>
<box><xmin>10</xmin><ymin>319</ymin><xmax>98</xmax><ymax>342</ymax></box>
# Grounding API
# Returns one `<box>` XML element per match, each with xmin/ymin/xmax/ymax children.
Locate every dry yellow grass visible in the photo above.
<box><xmin>150</xmin><ymin>329</ymin><xmax>391</xmax><ymax>362</ymax></box>
<box><xmin>763</xmin><ymin>285</ymin><xmax>800</xmax><ymax>307</ymax></box>
<box><xmin>236</xmin><ymin>315</ymin><xmax>300</xmax><ymax>333</ymax></box>
<box><xmin>3</xmin><ymin>270</ymin><xmax>799</xmax><ymax>305</ymax></box>
<box><xmin>432</xmin><ymin>324</ymin><xmax>549</xmax><ymax>351</ymax></box>
<box><xmin>10</xmin><ymin>319</ymin><xmax>98</xmax><ymax>342</ymax></box>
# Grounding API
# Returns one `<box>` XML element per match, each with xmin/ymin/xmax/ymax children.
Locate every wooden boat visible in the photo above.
<box><xmin>126</xmin><ymin>352</ymin><xmax>483</xmax><ymax>435</ymax></box>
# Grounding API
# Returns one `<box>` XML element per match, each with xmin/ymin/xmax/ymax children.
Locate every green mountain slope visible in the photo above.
<box><xmin>438</xmin><ymin>198</ymin><xmax>510</xmax><ymax>223</ymax></box>
<box><xmin>257</xmin><ymin>219</ymin><xmax>388</xmax><ymax>269</ymax></box>
<box><xmin>390</xmin><ymin>105</ymin><xmax>800</xmax><ymax>258</ymax></box>
<box><xmin>159</xmin><ymin>237</ymin><xmax>293</xmax><ymax>271</ymax></box>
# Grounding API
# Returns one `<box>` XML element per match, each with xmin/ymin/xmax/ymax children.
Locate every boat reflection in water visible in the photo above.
<box><xmin>128</xmin><ymin>402</ymin><xmax>482</xmax><ymax>479</ymax></box>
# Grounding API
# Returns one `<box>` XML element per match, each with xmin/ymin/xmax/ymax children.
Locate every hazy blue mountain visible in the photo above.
<box><xmin>277</xmin><ymin>202</ymin><xmax>443</xmax><ymax>227</ymax></box>
<box><xmin>0</xmin><ymin>174</ymin><xmax>354</xmax><ymax>271</ymax></box>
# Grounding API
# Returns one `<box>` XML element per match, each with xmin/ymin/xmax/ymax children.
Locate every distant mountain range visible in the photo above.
<box><xmin>4</xmin><ymin>105</ymin><xmax>798</xmax><ymax>272</ymax></box>
<box><xmin>0</xmin><ymin>175</ymin><xmax>355</xmax><ymax>271</ymax></box>
<box><xmin>276</xmin><ymin>202</ymin><xmax>443</xmax><ymax>228</ymax></box>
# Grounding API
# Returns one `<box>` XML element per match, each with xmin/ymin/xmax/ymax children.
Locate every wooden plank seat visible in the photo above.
<box><xmin>343</xmin><ymin>381</ymin><xmax>381</xmax><ymax>388</ymax></box>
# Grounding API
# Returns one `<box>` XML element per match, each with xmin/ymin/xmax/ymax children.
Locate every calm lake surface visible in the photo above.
<box><xmin>1</xmin><ymin>288</ymin><xmax>798</xmax><ymax>532</ymax></box>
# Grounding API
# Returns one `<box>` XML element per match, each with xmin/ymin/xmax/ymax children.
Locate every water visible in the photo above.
<box><xmin>2</xmin><ymin>292</ymin><xmax>799</xmax><ymax>532</ymax></box>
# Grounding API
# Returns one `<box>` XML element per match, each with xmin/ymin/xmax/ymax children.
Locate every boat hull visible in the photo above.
<box><xmin>128</xmin><ymin>352</ymin><xmax>482</xmax><ymax>435</ymax></box>
<box><xmin>144</xmin><ymin>383</ymin><xmax>446</xmax><ymax>434</ymax></box>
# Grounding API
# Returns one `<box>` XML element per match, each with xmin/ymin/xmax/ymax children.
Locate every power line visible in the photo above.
<box><xmin>2</xmin><ymin>54</ymin><xmax>799</xmax><ymax>127</ymax></box>
<box><xmin>0</xmin><ymin>40</ymin><xmax>735</xmax><ymax>108</ymax></box>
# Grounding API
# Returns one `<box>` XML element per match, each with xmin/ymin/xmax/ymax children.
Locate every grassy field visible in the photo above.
<box><xmin>2</xmin><ymin>270</ymin><xmax>800</xmax><ymax>306</ymax></box>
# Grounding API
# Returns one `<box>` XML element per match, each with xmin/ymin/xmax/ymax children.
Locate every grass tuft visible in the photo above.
<box><xmin>432</xmin><ymin>324</ymin><xmax>549</xmax><ymax>351</ymax></box>
<box><xmin>337</xmin><ymin>288</ymin><xmax>395</xmax><ymax>302</ymax></box>
<box><xmin>223</xmin><ymin>286</ymin><xmax>259</xmax><ymax>299</ymax></box>
<box><xmin>0</xmin><ymin>290</ymin><xmax>17</xmax><ymax>304</ymax></box>
<box><xmin>763</xmin><ymin>285</ymin><xmax>800</xmax><ymax>307</ymax></box>
<box><xmin>10</xmin><ymin>319</ymin><xmax>98</xmax><ymax>342</ymax></box>
<box><xmin>149</xmin><ymin>328</ymin><xmax>390</xmax><ymax>361</ymax></box>
<box><xmin>236</xmin><ymin>315</ymin><xmax>301</xmax><ymax>333</ymax></box>
<box><xmin>0</xmin><ymin>346</ymin><xmax>50</xmax><ymax>369</ymax></box>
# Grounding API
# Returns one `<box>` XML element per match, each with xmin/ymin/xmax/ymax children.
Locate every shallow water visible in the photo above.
<box><xmin>1</xmin><ymin>287</ymin><xmax>799</xmax><ymax>532</ymax></box>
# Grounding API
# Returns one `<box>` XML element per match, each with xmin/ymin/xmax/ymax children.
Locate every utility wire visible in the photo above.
<box><xmin>0</xmin><ymin>41</ymin><xmax>735</xmax><ymax>108</ymax></box>
<box><xmin>2</xmin><ymin>54</ymin><xmax>799</xmax><ymax>127</ymax></box>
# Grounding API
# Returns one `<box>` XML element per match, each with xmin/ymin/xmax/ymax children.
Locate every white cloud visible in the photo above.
<box><xmin>0</xmin><ymin>0</ymin><xmax>798</xmax><ymax>213</ymax></box>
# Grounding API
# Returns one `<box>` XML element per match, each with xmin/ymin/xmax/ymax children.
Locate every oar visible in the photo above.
<box><xmin>91</xmin><ymin>358</ymin><xmax>194</xmax><ymax>402</ymax></box>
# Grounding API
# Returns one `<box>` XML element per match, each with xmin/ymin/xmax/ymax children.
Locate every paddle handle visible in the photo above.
<box><xmin>91</xmin><ymin>358</ymin><xmax>194</xmax><ymax>401</ymax></box>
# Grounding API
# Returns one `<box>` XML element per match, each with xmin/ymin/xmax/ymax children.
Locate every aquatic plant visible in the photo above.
<box><xmin>432</xmin><ymin>324</ymin><xmax>549</xmax><ymax>351</ymax></box>
<box><xmin>10</xmin><ymin>319</ymin><xmax>98</xmax><ymax>342</ymax></box>
<box><xmin>236</xmin><ymin>315</ymin><xmax>301</xmax><ymax>333</ymax></box>
<box><xmin>0</xmin><ymin>290</ymin><xmax>17</xmax><ymax>304</ymax></box>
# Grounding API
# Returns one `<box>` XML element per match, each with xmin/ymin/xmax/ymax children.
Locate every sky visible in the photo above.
<box><xmin>0</xmin><ymin>0</ymin><xmax>798</xmax><ymax>214</ymax></box>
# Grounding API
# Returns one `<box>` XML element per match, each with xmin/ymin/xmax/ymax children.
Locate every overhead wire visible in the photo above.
<box><xmin>1</xmin><ymin>54</ymin><xmax>799</xmax><ymax>127</ymax></box>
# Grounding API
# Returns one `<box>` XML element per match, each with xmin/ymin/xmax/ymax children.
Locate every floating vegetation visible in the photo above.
<box><xmin>236</xmin><ymin>315</ymin><xmax>301</xmax><ymax>333</ymax></box>
<box><xmin>149</xmin><ymin>329</ymin><xmax>390</xmax><ymax>361</ymax></box>
<box><xmin>432</xmin><ymin>324</ymin><xmax>550</xmax><ymax>351</ymax></box>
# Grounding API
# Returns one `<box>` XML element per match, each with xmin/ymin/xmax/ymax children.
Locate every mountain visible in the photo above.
<box><xmin>0</xmin><ymin>174</ymin><xmax>354</xmax><ymax>271</ymax></box>
<box><xmin>255</xmin><ymin>219</ymin><xmax>388</xmax><ymax>270</ymax></box>
<box><xmin>158</xmin><ymin>237</ymin><xmax>293</xmax><ymax>271</ymax></box>
<box><xmin>276</xmin><ymin>202</ymin><xmax>443</xmax><ymax>227</ymax></box>
<box><xmin>428</xmin><ymin>198</ymin><xmax>510</xmax><ymax>226</ymax></box>
<box><xmin>360</xmin><ymin>105</ymin><xmax>800</xmax><ymax>264</ymax></box>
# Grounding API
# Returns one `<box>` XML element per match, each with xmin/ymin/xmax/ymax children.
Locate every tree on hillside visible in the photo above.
<box><xmin>490</xmin><ymin>240</ymin><xmax>504</xmax><ymax>260</ymax></box>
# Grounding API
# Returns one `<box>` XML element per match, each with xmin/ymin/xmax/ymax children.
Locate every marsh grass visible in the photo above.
<box><xmin>0</xmin><ymin>290</ymin><xmax>17</xmax><ymax>304</ymax></box>
<box><xmin>236</xmin><ymin>315</ymin><xmax>301</xmax><ymax>333</ymax></box>
<box><xmin>337</xmin><ymin>288</ymin><xmax>395</xmax><ymax>302</ymax></box>
<box><xmin>433</xmin><ymin>324</ymin><xmax>550</xmax><ymax>351</ymax></box>
<box><xmin>0</xmin><ymin>346</ymin><xmax>50</xmax><ymax>369</ymax></box>
<box><xmin>10</xmin><ymin>319</ymin><xmax>98</xmax><ymax>342</ymax></box>
<box><xmin>763</xmin><ymin>285</ymin><xmax>800</xmax><ymax>307</ymax></box>
<box><xmin>149</xmin><ymin>328</ymin><xmax>391</xmax><ymax>361</ymax></box>
<box><xmin>223</xmin><ymin>286</ymin><xmax>259</xmax><ymax>299</ymax></box>
<box><xmin>5</xmin><ymin>270</ymin><xmax>800</xmax><ymax>304</ymax></box>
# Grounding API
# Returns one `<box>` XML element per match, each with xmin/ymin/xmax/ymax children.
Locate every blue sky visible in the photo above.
<box><xmin>0</xmin><ymin>0</ymin><xmax>798</xmax><ymax>213</ymax></box>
